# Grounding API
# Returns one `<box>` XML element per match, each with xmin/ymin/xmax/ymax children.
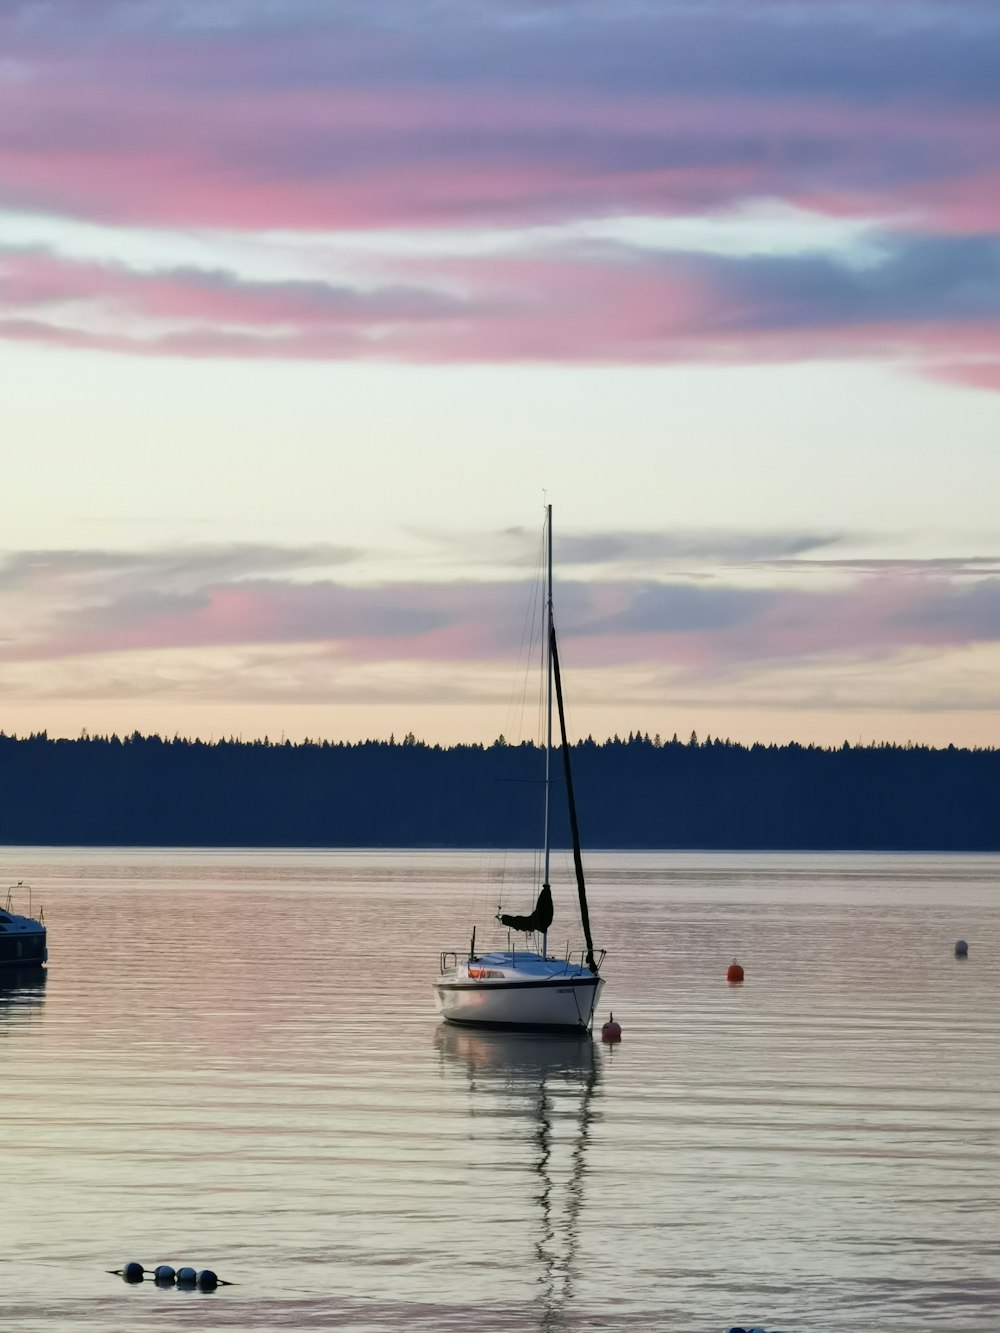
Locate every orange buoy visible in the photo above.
<box><xmin>727</xmin><ymin>959</ymin><xmax>745</xmax><ymax>984</ymax></box>
<box><xmin>601</xmin><ymin>1012</ymin><xmax>622</xmax><ymax>1043</ymax></box>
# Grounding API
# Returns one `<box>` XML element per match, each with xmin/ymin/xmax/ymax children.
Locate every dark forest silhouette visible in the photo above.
<box><xmin>0</xmin><ymin>729</ymin><xmax>996</xmax><ymax>850</ymax></box>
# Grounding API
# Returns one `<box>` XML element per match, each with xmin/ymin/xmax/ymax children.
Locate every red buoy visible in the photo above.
<box><xmin>727</xmin><ymin>959</ymin><xmax>745</xmax><ymax>984</ymax></box>
<box><xmin>601</xmin><ymin>1012</ymin><xmax>622</xmax><ymax>1043</ymax></box>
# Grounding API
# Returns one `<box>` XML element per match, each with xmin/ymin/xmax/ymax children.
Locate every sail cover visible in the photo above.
<box><xmin>499</xmin><ymin>885</ymin><xmax>554</xmax><ymax>935</ymax></box>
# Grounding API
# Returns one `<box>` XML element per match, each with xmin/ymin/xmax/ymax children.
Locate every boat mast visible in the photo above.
<box><xmin>541</xmin><ymin>502</ymin><xmax>553</xmax><ymax>959</ymax></box>
<box><xmin>550</xmin><ymin>616</ymin><xmax>597</xmax><ymax>974</ymax></box>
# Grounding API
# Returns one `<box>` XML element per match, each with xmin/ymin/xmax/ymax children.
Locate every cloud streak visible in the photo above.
<box><xmin>0</xmin><ymin>542</ymin><xmax>358</xmax><ymax>591</ymax></box>
<box><xmin>5</xmin><ymin>540</ymin><xmax>1000</xmax><ymax>682</ymax></box>
<box><xmin>2</xmin><ymin>234</ymin><xmax>997</xmax><ymax>385</ymax></box>
<box><xmin>409</xmin><ymin>525</ymin><xmax>850</xmax><ymax>570</ymax></box>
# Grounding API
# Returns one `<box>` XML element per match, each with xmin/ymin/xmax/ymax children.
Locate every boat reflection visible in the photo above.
<box><xmin>0</xmin><ymin>965</ymin><xmax>47</xmax><ymax>1022</ymax></box>
<box><xmin>436</xmin><ymin>1026</ymin><xmax>602</xmax><ymax>1328</ymax></box>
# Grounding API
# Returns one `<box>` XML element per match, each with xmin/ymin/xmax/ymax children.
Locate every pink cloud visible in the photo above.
<box><xmin>5</xmin><ymin>545</ymin><xmax>1000</xmax><ymax>675</ymax></box>
<box><xmin>2</xmin><ymin>243</ymin><xmax>997</xmax><ymax>389</ymax></box>
<box><xmin>0</xmin><ymin>7</ymin><xmax>997</xmax><ymax>390</ymax></box>
<box><xmin>930</xmin><ymin>359</ymin><xmax>1000</xmax><ymax>392</ymax></box>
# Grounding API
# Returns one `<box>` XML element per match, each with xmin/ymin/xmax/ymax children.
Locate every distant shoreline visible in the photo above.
<box><xmin>0</xmin><ymin>731</ymin><xmax>997</xmax><ymax>851</ymax></box>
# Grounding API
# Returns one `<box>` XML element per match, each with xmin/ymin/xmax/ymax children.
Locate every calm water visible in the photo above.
<box><xmin>1</xmin><ymin>848</ymin><xmax>998</xmax><ymax>1333</ymax></box>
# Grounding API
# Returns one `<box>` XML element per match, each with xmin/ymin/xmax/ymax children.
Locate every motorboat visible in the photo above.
<box><xmin>0</xmin><ymin>883</ymin><xmax>47</xmax><ymax>967</ymax></box>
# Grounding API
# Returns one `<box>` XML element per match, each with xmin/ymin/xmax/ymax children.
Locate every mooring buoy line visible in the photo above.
<box><xmin>108</xmin><ymin>1263</ymin><xmax>234</xmax><ymax>1289</ymax></box>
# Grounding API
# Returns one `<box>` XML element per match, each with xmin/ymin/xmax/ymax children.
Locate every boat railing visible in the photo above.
<box><xmin>5</xmin><ymin>882</ymin><xmax>42</xmax><ymax>923</ymax></box>
<box><xmin>561</xmin><ymin>946</ymin><xmax>607</xmax><ymax>972</ymax></box>
<box><xmin>439</xmin><ymin>945</ymin><xmax>606</xmax><ymax>974</ymax></box>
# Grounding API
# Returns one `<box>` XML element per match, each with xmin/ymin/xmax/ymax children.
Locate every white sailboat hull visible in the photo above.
<box><xmin>435</xmin><ymin>955</ymin><xmax>604</xmax><ymax>1031</ymax></box>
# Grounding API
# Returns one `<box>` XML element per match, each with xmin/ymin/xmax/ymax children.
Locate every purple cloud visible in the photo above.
<box><xmin>1</xmin><ymin>1</ymin><xmax>999</xmax><ymax>234</ymax></box>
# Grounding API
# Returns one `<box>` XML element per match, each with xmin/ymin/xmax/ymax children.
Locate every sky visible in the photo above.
<box><xmin>2</xmin><ymin>0</ymin><xmax>1000</xmax><ymax>748</ymax></box>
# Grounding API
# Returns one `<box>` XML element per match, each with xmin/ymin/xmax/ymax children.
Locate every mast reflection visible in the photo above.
<box><xmin>436</xmin><ymin>1026</ymin><xmax>602</xmax><ymax>1329</ymax></box>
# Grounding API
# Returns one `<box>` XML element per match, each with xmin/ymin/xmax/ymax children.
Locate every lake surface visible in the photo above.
<box><xmin>1</xmin><ymin>848</ymin><xmax>998</xmax><ymax>1333</ymax></box>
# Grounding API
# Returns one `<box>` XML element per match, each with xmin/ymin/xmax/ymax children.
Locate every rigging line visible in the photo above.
<box><xmin>523</xmin><ymin>527</ymin><xmax>547</xmax><ymax>911</ymax></box>
<box><xmin>504</xmin><ymin>519</ymin><xmax>546</xmax><ymax>746</ymax></box>
<box><xmin>483</xmin><ymin>583</ymin><xmax>542</xmax><ymax>931</ymax></box>
<box><xmin>528</xmin><ymin>509</ymin><xmax>548</xmax><ymax>910</ymax></box>
<box><xmin>471</xmin><ymin>521</ymin><xmax>547</xmax><ymax>935</ymax></box>
<box><xmin>533</xmin><ymin>511</ymin><xmax>547</xmax><ymax>908</ymax></box>
<box><xmin>492</xmin><ymin>521</ymin><xmax>547</xmax><ymax>920</ymax></box>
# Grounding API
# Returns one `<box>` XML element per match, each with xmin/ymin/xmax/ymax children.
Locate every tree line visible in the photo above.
<box><xmin>0</xmin><ymin>728</ymin><xmax>996</xmax><ymax>849</ymax></box>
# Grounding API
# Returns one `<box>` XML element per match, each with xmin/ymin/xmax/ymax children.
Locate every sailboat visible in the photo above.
<box><xmin>434</xmin><ymin>505</ymin><xmax>606</xmax><ymax>1031</ymax></box>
